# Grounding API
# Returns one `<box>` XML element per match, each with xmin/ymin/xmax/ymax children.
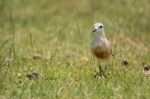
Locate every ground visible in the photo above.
<box><xmin>0</xmin><ymin>0</ymin><xmax>150</xmax><ymax>99</ymax></box>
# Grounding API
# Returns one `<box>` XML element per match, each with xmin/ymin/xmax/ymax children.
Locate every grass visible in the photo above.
<box><xmin>0</xmin><ymin>0</ymin><xmax>150</xmax><ymax>98</ymax></box>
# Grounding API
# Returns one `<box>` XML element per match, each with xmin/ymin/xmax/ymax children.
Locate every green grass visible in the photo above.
<box><xmin>0</xmin><ymin>0</ymin><xmax>150</xmax><ymax>98</ymax></box>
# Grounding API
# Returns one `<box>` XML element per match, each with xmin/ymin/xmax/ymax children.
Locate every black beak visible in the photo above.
<box><xmin>92</xmin><ymin>29</ymin><xmax>97</xmax><ymax>33</ymax></box>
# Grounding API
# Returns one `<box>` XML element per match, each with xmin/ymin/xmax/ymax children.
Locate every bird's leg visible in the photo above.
<box><xmin>98</xmin><ymin>59</ymin><xmax>106</xmax><ymax>76</ymax></box>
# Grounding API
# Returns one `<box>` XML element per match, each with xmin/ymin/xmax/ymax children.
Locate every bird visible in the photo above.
<box><xmin>91</xmin><ymin>23</ymin><xmax>113</xmax><ymax>76</ymax></box>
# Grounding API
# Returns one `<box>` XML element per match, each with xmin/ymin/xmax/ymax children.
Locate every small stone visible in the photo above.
<box><xmin>27</xmin><ymin>72</ymin><xmax>40</xmax><ymax>80</ymax></box>
<box><xmin>121</xmin><ymin>60</ymin><xmax>129</xmax><ymax>65</ymax></box>
<box><xmin>144</xmin><ymin>64</ymin><xmax>150</xmax><ymax>71</ymax></box>
<box><xmin>31</xmin><ymin>53</ymin><xmax>42</xmax><ymax>60</ymax></box>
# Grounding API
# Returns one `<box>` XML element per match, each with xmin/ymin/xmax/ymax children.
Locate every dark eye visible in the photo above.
<box><xmin>99</xmin><ymin>26</ymin><xmax>103</xmax><ymax>28</ymax></box>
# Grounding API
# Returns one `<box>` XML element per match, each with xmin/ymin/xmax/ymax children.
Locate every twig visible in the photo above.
<box><xmin>29</xmin><ymin>32</ymin><xmax>34</xmax><ymax>52</ymax></box>
<box><xmin>8</xmin><ymin>3</ymin><xmax>17</xmax><ymax>63</ymax></box>
<box><xmin>113</xmin><ymin>0</ymin><xmax>137</xmax><ymax>59</ymax></box>
<box><xmin>111</xmin><ymin>0</ymin><xmax>137</xmax><ymax>74</ymax></box>
<box><xmin>0</xmin><ymin>39</ymin><xmax>9</xmax><ymax>51</ymax></box>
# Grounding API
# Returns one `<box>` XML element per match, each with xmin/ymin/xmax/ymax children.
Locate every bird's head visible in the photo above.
<box><xmin>92</xmin><ymin>23</ymin><xmax>104</xmax><ymax>33</ymax></box>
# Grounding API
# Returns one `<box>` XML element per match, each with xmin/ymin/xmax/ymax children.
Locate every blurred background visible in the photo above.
<box><xmin>0</xmin><ymin>0</ymin><xmax>150</xmax><ymax>42</ymax></box>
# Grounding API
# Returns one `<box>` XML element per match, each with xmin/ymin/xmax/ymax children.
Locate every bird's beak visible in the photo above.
<box><xmin>92</xmin><ymin>28</ymin><xmax>97</xmax><ymax>33</ymax></box>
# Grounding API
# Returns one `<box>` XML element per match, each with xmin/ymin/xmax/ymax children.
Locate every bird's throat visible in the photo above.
<box><xmin>95</xmin><ymin>31</ymin><xmax>106</xmax><ymax>38</ymax></box>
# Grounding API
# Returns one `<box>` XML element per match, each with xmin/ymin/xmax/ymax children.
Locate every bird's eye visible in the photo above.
<box><xmin>99</xmin><ymin>26</ymin><xmax>103</xmax><ymax>28</ymax></box>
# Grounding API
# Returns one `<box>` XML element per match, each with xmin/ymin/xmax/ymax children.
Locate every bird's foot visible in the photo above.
<box><xmin>99</xmin><ymin>69</ymin><xmax>106</xmax><ymax>77</ymax></box>
<box><xmin>99</xmin><ymin>66</ymin><xmax>106</xmax><ymax>77</ymax></box>
<box><xmin>94</xmin><ymin>70</ymin><xmax>106</xmax><ymax>78</ymax></box>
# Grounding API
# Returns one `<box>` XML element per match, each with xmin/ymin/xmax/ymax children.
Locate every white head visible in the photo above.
<box><xmin>92</xmin><ymin>23</ymin><xmax>104</xmax><ymax>33</ymax></box>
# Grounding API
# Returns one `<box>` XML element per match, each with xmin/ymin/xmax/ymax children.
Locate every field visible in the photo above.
<box><xmin>0</xmin><ymin>0</ymin><xmax>150</xmax><ymax>98</ymax></box>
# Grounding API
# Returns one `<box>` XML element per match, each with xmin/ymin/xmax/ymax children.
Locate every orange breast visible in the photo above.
<box><xmin>92</xmin><ymin>47</ymin><xmax>111</xmax><ymax>59</ymax></box>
